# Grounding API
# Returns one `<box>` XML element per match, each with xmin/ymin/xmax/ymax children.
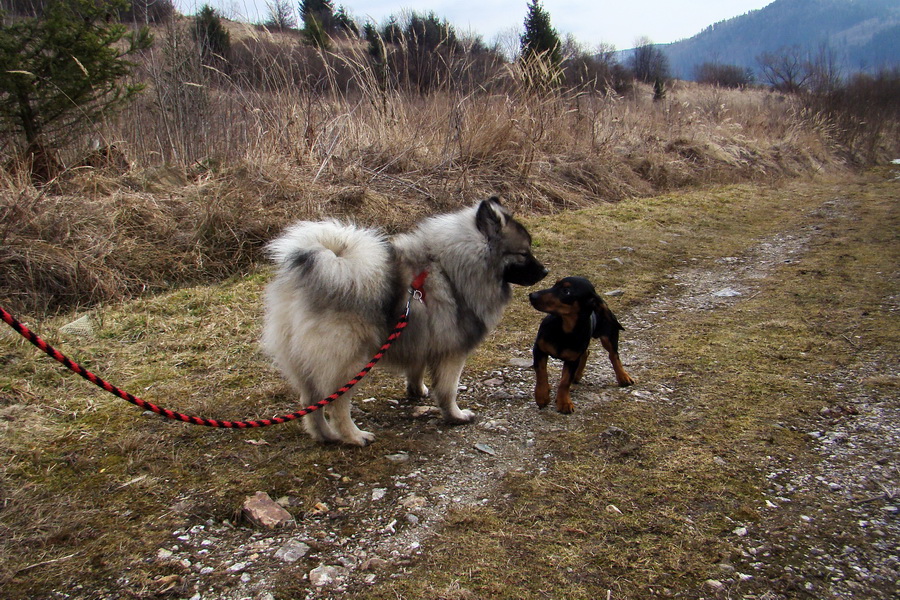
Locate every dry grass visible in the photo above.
<box><xmin>5</xmin><ymin>21</ymin><xmax>883</xmax><ymax>315</ymax></box>
<box><xmin>1</xmin><ymin>70</ymin><xmax>852</xmax><ymax>314</ymax></box>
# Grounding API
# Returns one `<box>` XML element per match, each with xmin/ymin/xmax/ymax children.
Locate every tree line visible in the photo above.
<box><xmin>1</xmin><ymin>0</ymin><xmax>896</xmax><ymax>180</ymax></box>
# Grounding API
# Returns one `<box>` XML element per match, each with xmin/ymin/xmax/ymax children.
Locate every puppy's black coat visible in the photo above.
<box><xmin>529</xmin><ymin>277</ymin><xmax>634</xmax><ymax>413</ymax></box>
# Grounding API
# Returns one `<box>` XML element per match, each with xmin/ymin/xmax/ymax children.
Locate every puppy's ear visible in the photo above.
<box><xmin>592</xmin><ymin>300</ymin><xmax>624</xmax><ymax>338</ymax></box>
<box><xmin>476</xmin><ymin>196</ymin><xmax>507</xmax><ymax>238</ymax></box>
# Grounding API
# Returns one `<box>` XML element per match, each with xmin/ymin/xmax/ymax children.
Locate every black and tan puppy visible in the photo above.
<box><xmin>529</xmin><ymin>277</ymin><xmax>634</xmax><ymax>413</ymax></box>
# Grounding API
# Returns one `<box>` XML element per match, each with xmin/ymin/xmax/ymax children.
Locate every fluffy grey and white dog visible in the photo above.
<box><xmin>262</xmin><ymin>197</ymin><xmax>547</xmax><ymax>446</ymax></box>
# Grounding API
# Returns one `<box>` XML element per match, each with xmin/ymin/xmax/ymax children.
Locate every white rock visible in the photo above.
<box><xmin>713</xmin><ymin>288</ymin><xmax>742</xmax><ymax>298</ymax></box>
<box><xmin>309</xmin><ymin>565</ymin><xmax>346</xmax><ymax>587</ymax></box>
<box><xmin>275</xmin><ymin>539</ymin><xmax>311</xmax><ymax>563</ymax></box>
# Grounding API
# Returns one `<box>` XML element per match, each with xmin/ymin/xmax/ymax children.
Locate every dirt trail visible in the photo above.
<box><xmin>109</xmin><ymin>191</ymin><xmax>897</xmax><ymax>600</ymax></box>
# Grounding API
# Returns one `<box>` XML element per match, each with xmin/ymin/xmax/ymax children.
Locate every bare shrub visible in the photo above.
<box><xmin>801</xmin><ymin>68</ymin><xmax>900</xmax><ymax>164</ymax></box>
<box><xmin>695</xmin><ymin>63</ymin><xmax>753</xmax><ymax>88</ymax></box>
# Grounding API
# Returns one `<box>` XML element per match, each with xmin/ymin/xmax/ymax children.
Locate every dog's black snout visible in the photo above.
<box><xmin>504</xmin><ymin>256</ymin><xmax>549</xmax><ymax>286</ymax></box>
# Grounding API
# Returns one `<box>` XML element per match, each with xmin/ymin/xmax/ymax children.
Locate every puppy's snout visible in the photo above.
<box><xmin>529</xmin><ymin>290</ymin><xmax>548</xmax><ymax>310</ymax></box>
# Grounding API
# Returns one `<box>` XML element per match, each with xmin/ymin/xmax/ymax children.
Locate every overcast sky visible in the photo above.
<box><xmin>178</xmin><ymin>0</ymin><xmax>774</xmax><ymax>50</ymax></box>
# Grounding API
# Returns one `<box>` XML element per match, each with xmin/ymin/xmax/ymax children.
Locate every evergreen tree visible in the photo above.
<box><xmin>299</xmin><ymin>0</ymin><xmax>335</xmax><ymax>31</ymax></box>
<box><xmin>299</xmin><ymin>0</ymin><xmax>334</xmax><ymax>47</ymax></box>
<box><xmin>302</xmin><ymin>13</ymin><xmax>330</xmax><ymax>49</ymax></box>
<box><xmin>363</xmin><ymin>22</ymin><xmax>385</xmax><ymax>61</ymax></box>
<box><xmin>0</xmin><ymin>0</ymin><xmax>152</xmax><ymax>177</ymax></box>
<box><xmin>193</xmin><ymin>5</ymin><xmax>231</xmax><ymax>63</ymax></box>
<box><xmin>520</xmin><ymin>0</ymin><xmax>561</xmax><ymax>65</ymax></box>
<box><xmin>334</xmin><ymin>5</ymin><xmax>358</xmax><ymax>37</ymax></box>
<box><xmin>653</xmin><ymin>77</ymin><xmax>666</xmax><ymax>101</ymax></box>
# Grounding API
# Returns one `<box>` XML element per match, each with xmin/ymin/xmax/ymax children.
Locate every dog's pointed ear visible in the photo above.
<box><xmin>476</xmin><ymin>196</ymin><xmax>507</xmax><ymax>238</ymax></box>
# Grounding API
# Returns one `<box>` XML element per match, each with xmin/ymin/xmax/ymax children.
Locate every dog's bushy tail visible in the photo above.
<box><xmin>266</xmin><ymin>220</ymin><xmax>394</xmax><ymax>311</ymax></box>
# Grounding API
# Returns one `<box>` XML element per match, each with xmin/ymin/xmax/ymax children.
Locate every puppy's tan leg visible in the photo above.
<box><xmin>555</xmin><ymin>362</ymin><xmax>576</xmax><ymax>414</ymax></box>
<box><xmin>534</xmin><ymin>354</ymin><xmax>551</xmax><ymax>409</ymax></box>
<box><xmin>573</xmin><ymin>350</ymin><xmax>589</xmax><ymax>384</ymax></box>
<box><xmin>431</xmin><ymin>354</ymin><xmax>475</xmax><ymax>424</ymax></box>
<box><xmin>600</xmin><ymin>336</ymin><xmax>634</xmax><ymax>387</ymax></box>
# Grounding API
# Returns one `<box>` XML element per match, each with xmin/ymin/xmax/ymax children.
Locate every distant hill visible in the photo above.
<box><xmin>656</xmin><ymin>0</ymin><xmax>900</xmax><ymax>81</ymax></box>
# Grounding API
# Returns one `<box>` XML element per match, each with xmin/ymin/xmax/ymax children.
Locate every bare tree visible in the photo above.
<box><xmin>808</xmin><ymin>42</ymin><xmax>843</xmax><ymax>93</ymax></box>
<box><xmin>757</xmin><ymin>45</ymin><xmax>815</xmax><ymax>93</ymax></box>
<box><xmin>629</xmin><ymin>37</ymin><xmax>670</xmax><ymax>84</ymax></box>
<box><xmin>265</xmin><ymin>0</ymin><xmax>296</xmax><ymax>31</ymax></box>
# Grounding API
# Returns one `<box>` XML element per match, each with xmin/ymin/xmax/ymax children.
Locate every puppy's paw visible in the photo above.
<box><xmin>617</xmin><ymin>373</ymin><xmax>635</xmax><ymax>387</ymax></box>
<box><xmin>556</xmin><ymin>399</ymin><xmax>575</xmax><ymax>414</ymax></box>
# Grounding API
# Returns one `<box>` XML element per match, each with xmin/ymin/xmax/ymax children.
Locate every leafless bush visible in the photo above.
<box><xmin>801</xmin><ymin>68</ymin><xmax>900</xmax><ymax>163</ymax></box>
<box><xmin>695</xmin><ymin>63</ymin><xmax>753</xmax><ymax>89</ymax></box>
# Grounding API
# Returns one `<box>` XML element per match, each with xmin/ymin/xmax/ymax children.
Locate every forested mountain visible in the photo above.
<box><xmin>659</xmin><ymin>0</ymin><xmax>899</xmax><ymax>81</ymax></box>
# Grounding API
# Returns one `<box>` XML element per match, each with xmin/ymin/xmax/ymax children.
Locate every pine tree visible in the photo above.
<box><xmin>0</xmin><ymin>0</ymin><xmax>152</xmax><ymax>178</ymax></box>
<box><xmin>334</xmin><ymin>5</ymin><xmax>358</xmax><ymax>37</ymax></box>
<box><xmin>299</xmin><ymin>0</ymin><xmax>334</xmax><ymax>47</ymax></box>
<box><xmin>193</xmin><ymin>5</ymin><xmax>231</xmax><ymax>63</ymax></box>
<box><xmin>653</xmin><ymin>77</ymin><xmax>666</xmax><ymax>101</ymax></box>
<box><xmin>520</xmin><ymin>0</ymin><xmax>561</xmax><ymax>65</ymax></box>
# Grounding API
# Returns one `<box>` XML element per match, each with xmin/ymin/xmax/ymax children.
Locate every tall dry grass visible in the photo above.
<box><xmin>0</xmin><ymin>20</ymin><xmax>869</xmax><ymax>314</ymax></box>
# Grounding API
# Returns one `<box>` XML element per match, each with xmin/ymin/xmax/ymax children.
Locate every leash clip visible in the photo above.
<box><xmin>405</xmin><ymin>288</ymin><xmax>424</xmax><ymax>316</ymax></box>
<box><xmin>405</xmin><ymin>269</ymin><xmax>428</xmax><ymax>316</ymax></box>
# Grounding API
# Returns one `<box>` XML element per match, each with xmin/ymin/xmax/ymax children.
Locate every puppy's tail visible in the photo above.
<box><xmin>266</xmin><ymin>220</ymin><xmax>394</xmax><ymax>310</ymax></box>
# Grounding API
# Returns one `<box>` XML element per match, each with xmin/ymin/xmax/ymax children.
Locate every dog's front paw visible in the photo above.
<box><xmin>617</xmin><ymin>372</ymin><xmax>635</xmax><ymax>387</ymax></box>
<box><xmin>443</xmin><ymin>408</ymin><xmax>476</xmax><ymax>424</ymax></box>
<box><xmin>345</xmin><ymin>430</ymin><xmax>376</xmax><ymax>447</ymax></box>
<box><xmin>555</xmin><ymin>395</ymin><xmax>574</xmax><ymax>414</ymax></box>
<box><xmin>535</xmin><ymin>388</ymin><xmax>550</xmax><ymax>409</ymax></box>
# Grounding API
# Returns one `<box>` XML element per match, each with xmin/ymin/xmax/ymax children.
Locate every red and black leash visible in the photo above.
<box><xmin>0</xmin><ymin>272</ymin><xmax>426</xmax><ymax>429</ymax></box>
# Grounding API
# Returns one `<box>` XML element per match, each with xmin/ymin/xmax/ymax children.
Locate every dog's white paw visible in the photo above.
<box><xmin>406</xmin><ymin>383</ymin><xmax>430</xmax><ymax>399</ymax></box>
<box><xmin>443</xmin><ymin>408</ymin><xmax>476</xmax><ymax>425</ymax></box>
<box><xmin>346</xmin><ymin>430</ymin><xmax>376</xmax><ymax>447</ymax></box>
